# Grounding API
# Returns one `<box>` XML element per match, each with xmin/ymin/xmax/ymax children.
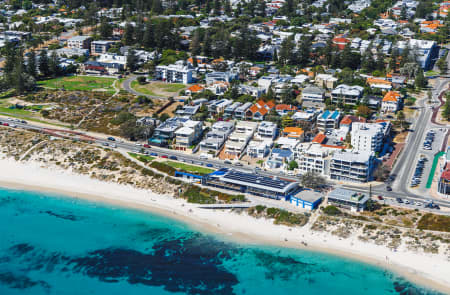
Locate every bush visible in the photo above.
<box><xmin>137</xmin><ymin>76</ymin><xmax>147</xmax><ymax>84</ymax></box>
<box><xmin>417</xmin><ymin>213</ymin><xmax>450</xmax><ymax>232</ymax></box>
<box><xmin>323</xmin><ymin>205</ymin><xmax>341</xmax><ymax>216</ymax></box>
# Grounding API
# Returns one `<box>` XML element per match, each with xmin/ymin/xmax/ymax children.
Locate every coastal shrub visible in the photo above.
<box><xmin>255</xmin><ymin>205</ymin><xmax>266</xmax><ymax>213</ymax></box>
<box><xmin>150</xmin><ymin>161</ymin><xmax>177</xmax><ymax>176</ymax></box>
<box><xmin>417</xmin><ymin>213</ymin><xmax>450</xmax><ymax>232</ymax></box>
<box><xmin>248</xmin><ymin>206</ymin><xmax>308</xmax><ymax>227</ymax></box>
<box><xmin>323</xmin><ymin>205</ymin><xmax>341</xmax><ymax>216</ymax></box>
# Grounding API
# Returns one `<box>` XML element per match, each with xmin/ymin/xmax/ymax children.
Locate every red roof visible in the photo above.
<box><xmin>312</xmin><ymin>133</ymin><xmax>326</xmax><ymax>144</ymax></box>
<box><xmin>441</xmin><ymin>170</ymin><xmax>450</xmax><ymax>181</ymax></box>
<box><xmin>276</xmin><ymin>104</ymin><xmax>298</xmax><ymax>111</ymax></box>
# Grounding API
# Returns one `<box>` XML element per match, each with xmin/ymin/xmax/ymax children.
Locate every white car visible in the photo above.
<box><xmin>135</xmin><ymin>143</ymin><xmax>142</xmax><ymax>146</ymax></box>
<box><xmin>415</xmin><ymin>201</ymin><xmax>422</xmax><ymax>206</ymax></box>
<box><xmin>404</xmin><ymin>199</ymin><xmax>410</xmax><ymax>204</ymax></box>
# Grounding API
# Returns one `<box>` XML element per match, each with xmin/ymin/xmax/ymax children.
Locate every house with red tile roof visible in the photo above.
<box><xmin>275</xmin><ymin>104</ymin><xmax>298</xmax><ymax>116</ymax></box>
<box><xmin>185</xmin><ymin>84</ymin><xmax>205</xmax><ymax>96</ymax></box>
<box><xmin>381</xmin><ymin>91</ymin><xmax>401</xmax><ymax>113</ymax></box>
<box><xmin>246</xmin><ymin>100</ymin><xmax>275</xmax><ymax>120</ymax></box>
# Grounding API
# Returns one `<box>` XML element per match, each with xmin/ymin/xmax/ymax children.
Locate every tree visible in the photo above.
<box><xmin>281</xmin><ymin>115</ymin><xmax>293</xmax><ymax>127</ymax></box>
<box><xmin>99</xmin><ymin>18</ymin><xmax>113</xmax><ymax>39</ymax></box>
<box><xmin>126</xmin><ymin>49</ymin><xmax>139</xmax><ymax>72</ymax></box>
<box><xmin>356</xmin><ymin>105</ymin><xmax>372</xmax><ymax>118</ymax></box>
<box><xmin>27</xmin><ymin>51</ymin><xmax>37</xmax><ymax>78</ymax></box>
<box><xmin>442</xmin><ymin>93</ymin><xmax>450</xmax><ymax>121</ymax></box>
<box><xmin>288</xmin><ymin>160</ymin><xmax>298</xmax><ymax>170</ymax></box>
<box><xmin>142</xmin><ymin>22</ymin><xmax>155</xmax><ymax>49</ymax></box>
<box><xmin>49</xmin><ymin>51</ymin><xmax>60</xmax><ymax>77</ymax></box>
<box><xmin>38</xmin><ymin>49</ymin><xmax>50</xmax><ymax>77</ymax></box>
<box><xmin>396</xmin><ymin>111</ymin><xmax>406</xmax><ymax>130</ymax></box>
<box><xmin>415</xmin><ymin>68</ymin><xmax>427</xmax><ymax>89</ymax></box>
<box><xmin>436</xmin><ymin>57</ymin><xmax>448</xmax><ymax>75</ymax></box>
<box><xmin>123</xmin><ymin>23</ymin><xmax>134</xmax><ymax>46</ymax></box>
<box><xmin>300</xmin><ymin>171</ymin><xmax>326</xmax><ymax>190</ymax></box>
<box><xmin>151</xmin><ymin>0</ymin><xmax>163</xmax><ymax>14</ymax></box>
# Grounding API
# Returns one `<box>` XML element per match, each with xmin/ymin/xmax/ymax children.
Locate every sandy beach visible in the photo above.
<box><xmin>0</xmin><ymin>157</ymin><xmax>449</xmax><ymax>294</ymax></box>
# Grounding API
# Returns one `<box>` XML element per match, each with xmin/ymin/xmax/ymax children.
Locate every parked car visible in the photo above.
<box><xmin>161</xmin><ymin>155</ymin><xmax>168</xmax><ymax>158</ymax></box>
<box><xmin>396</xmin><ymin>198</ymin><xmax>403</xmax><ymax>203</ymax></box>
<box><xmin>386</xmin><ymin>186</ymin><xmax>392</xmax><ymax>191</ymax></box>
<box><xmin>143</xmin><ymin>144</ymin><xmax>150</xmax><ymax>148</ymax></box>
<box><xmin>107</xmin><ymin>137</ymin><xmax>116</xmax><ymax>141</ymax></box>
<box><xmin>377</xmin><ymin>195</ymin><xmax>384</xmax><ymax>200</ymax></box>
<box><xmin>224</xmin><ymin>160</ymin><xmax>232</xmax><ymax>164</ymax></box>
<box><xmin>2</xmin><ymin>123</ymin><xmax>9</xmax><ymax>126</ymax></box>
<box><xmin>150</xmin><ymin>152</ymin><xmax>158</xmax><ymax>156</ymax></box>
<box><xmin>206</xmin><ymin>163</ymin><xmax>213</xmax><ymax>167</ymax></box>
<box><xmin>169</xmin><ymin>156</ymin><xmax>177</xmax><ymax>160</ymax></box>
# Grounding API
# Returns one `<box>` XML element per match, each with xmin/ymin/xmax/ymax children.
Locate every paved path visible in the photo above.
<box><xmin>19</xmin><ymin>140</ymin><xmax>47</xmax><ymax>161</ymax></box>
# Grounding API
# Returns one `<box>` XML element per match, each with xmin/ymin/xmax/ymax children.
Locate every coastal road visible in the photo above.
<box><xmin>2</xmin><ymin>117</ymin><xmax>450</xmax><ymax>212</ymax></box>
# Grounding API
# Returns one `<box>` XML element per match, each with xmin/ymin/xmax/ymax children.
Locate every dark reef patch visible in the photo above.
<box><xmin>41</xmin><ymin>210</ymin><xmax>81</xmax><ymax>221</ymax></box>
<box><xmin>0</xmin><ymin>271</ymin><xmax>50</xmax><ymax>292</ymax></box>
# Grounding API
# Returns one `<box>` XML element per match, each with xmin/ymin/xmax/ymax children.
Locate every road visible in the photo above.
<box><xmin>2</xmin><ymin>117</ymin><xmax>450</xmax><ymax>212</ymax></box>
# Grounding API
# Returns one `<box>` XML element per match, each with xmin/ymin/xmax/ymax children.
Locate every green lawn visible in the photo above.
<box><xmin>128</xmin><ymin>152</ymin><xmax>155</xmax><ymax>163</ymax></box>
<box><xmin>38</xmin><ymin>76</ymin><xmax>117</xmax><ymax>93</ymax></box>
<box><xmin>164</xmin><ymin>161</ymin><xmax>214</xmax><ymax>175</ymax></box>
<box><xmin>131</xmin><ymin>81</ymin><xmax>185</xmax><ymax>97</ymax></box>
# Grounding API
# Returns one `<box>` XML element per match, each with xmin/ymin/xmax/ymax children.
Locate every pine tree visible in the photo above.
<box><xmin>415</xmin><ymin>68</ymin><xmax>427</xmax><ymax>89</ymax></box>
<box><xmin>123</xmin><ymin>23</ymin><xmax>135</xmax><ymax>46</ymax></box>
<box><xmin>143</xmin><ymin>22</ymin><xmax>155</xmax><ymax>49</ymax></box>
<box><xmin>190</xmin><ymin>30</ymin><xmax>201</xmax><ymax>56</ymax></box>
<box><xmin>126</xmin><ymin>49</ymin><xmax>139</xmax><ymax>72</ymax></box>
<box><xmin>151</xmin><ymin>0</ymin><xmax>163</xmax><ymax>14</ymax></box>
<box><xmin>27</xmin><ymin>51</ymin><xmax>37</xmax><ymax>78</ymax></box>
<box><xmin>38</xmin><ymin>49</ymin><xmax>50</xmax><ymax>77</ymax></box>
<box><xmin>49</xmin><ymin>51</ymin><xmax>60</xmax><ymax>77</ymax></box>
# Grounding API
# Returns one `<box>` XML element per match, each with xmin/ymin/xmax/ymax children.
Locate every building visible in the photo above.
<box><xmin>246</xmin><ymin>99</ymin><xmax>276</xmax><ymax>120</ymax></box>
<box><xmin>281</xmin><ymin>127</ymin><xmax>304</xmax><ymax>141</ymax></box>
<box><xmin>155</xmin><ymin>63</ymin><xmax>193</xmax><ymax>84</ymax></box>
<box><xmin>327</xmin><ymin>188</ymin><xmax>369</xmax><ymax>212</ymax></box>
<box><xmin>234</xmin><ymin>102</ymin><xmax>252</xmax><ymax>120</ymax></box>
<box><xmin>317</xmin><ymin>110</ymin><xmax>341</xmax><ymax>131</ymax></box>
<box><xmin>224</xmin><ymin>121</ymin><xmax>258</xmax><ymax>158</ymax></box>
<box><xmin>315</xmin><ymin>74</ymin><xmax>338</xmax><ymax>89</ymax></box>
<box><xmin>351</xmin><ymin>122</ymin><xmax>386</xmax><ymax>153</ymax></box>
<box><xmin>150</xmin><ymin>117</ymin><xmax>189</xmax><ymax>146</ymax></box>
<box><xmin>297</xmin><ymin>143</ymin><xmax>330</xmax><ymax>176</ymax></box>
<box><xmin>67</xmin><ymin>36</ymin><xmax>92</xmax><ymax>49</ymax></box>
<box><xmin>175</xmin><ymin>105</ymin><xmax>200</xmax><ymax>118</ymax></box>
<box><xmin>173</xmin><ymin>120</ymin><xmax>203</xmax><ymax>151</ymax></box>
<box><xmin>330</xmin><ymin>150</ymin><xmax>375</xmax><ymax>183</ymax></box>
<box><xmin>96</xmin><ymin>53</ymin><xmax>127</xmax><ymax>73</ymax></box>
<box><xmin>202</xmin><ymin>168</ymin><xmax>299</xmax><ymax>199</ymax></box>
<box><xmin>381</xmin><ymin>91</ymin><xmax>401</xmax><ymax>113</ymax></box>
<box><xmin>208</xmin><ymin>99</ymin><xmax>233</xmax><ymax>115</ymax></box>
<box><xmin>275</xmin><ymin>104</ymin><xmax>298</xmax><ymax>116</ymax></box>
<box><xmin>289</xmin><ymin>189</ymin><xmax>323</xmax><ymax>210</ymax></box>
<box><xmin>396</xmin><ymin>39</ymin><xmax>438</xmax><ymax>70</ymax></box>
<box><xmin>91</xmin><ymin>40</ymin><xmax>115</xmax><ymax>55</ymax></box>
<box><xmin>205</xmin><ymin>71</ymin><xmax>238</xmax><ymax>84</ymax></box>
<box><xmin>301</xmin><ymin>85</ymin><xmax>325</xmax><ymax>103</ymax></box>
<box><xmin>224</xmin><ymin>102</ymin><xmax>242</xmax><ymax>118</ymax></box>
<box><xmin>199</xmin><ymin>121</ymin><xmax>234</xmax><ymax>153</ymax></box>
<box><xmin>366</xmin><ymin>77</ymin><xmax>392</xmax><ymax>91</ymax></box>
<box><xmin>247</xmin><ymin>139</ymin><xmax>273</xmax><ymax>158</ymax></box>
<box><xmin>266</xmin><ymin>148</ymin><xmax>294</xmax><ymax>169</ymax></box>
<box><xmin>331</xmin><ymin>84</ymin><xmax>364</xmax><ymax>105</ymax></box>
<box><xmin>257</xmin><ymin>121</ymin><xmax>278</xmax><ymax>139</ymax></box>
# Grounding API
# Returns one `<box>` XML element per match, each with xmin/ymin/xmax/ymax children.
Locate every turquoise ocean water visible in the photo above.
<box><xmin>0</xmin><ymin>187</ymin><xmax>442</xmax><ymax>295</ymax></box>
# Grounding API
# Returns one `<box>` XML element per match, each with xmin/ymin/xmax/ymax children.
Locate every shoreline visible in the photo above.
<box><xmin>0</xmin><ymin>158</ymin><xmax>449</xmax><ymax>294</ymax></box>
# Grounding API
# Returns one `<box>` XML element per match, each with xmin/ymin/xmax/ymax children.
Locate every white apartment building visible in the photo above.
<box><xmin>330</xmin><ymin>150</ymin><xmax>375</xmax><ymax>183</ymax></box>
<box><xmin>256</xmin><ymin>121</ymin><xmax>277</xmax><ymax>139</ymax></box>
<box><xmin>224</xmin><ymin>121</ymin><xmax>257</xmax><ymax>158</ymax></box>
<box><xmin>199</xmin><ymin>121</ymin><xmax>234</xmax><ymax>153</ymax></box>
<box><xmin>351</xmin><ymin>123</ymin><xmax>386</xmax><ymax>153</ymax></box>
<box><xmin>247</xmin><ymin>139</ymin><xmax>273</xmax><ymax>158</ymax></box>
<box><xmin>301</xmin><ymin>85</ymin><xmax>325</xmax><ymax>103</ymax></box>
<box><xmin>317</xmin><ymin>110</ymin><xmax>341</xmax><ymax>131</ymax></box>
<box><xmin>155</xmin><ymin>63</ymin><xmax>193</xmax><ymax>84</ymax></box>
<box><xmin>234</xmin><ymin>102</ymin><xmax>252</xmax><ymax>120</ymax></box>
<box><xmin>331</xmin><ymin>84</ymin><xmax>364</xmax><ymax>105</ymax></box>
<box><xmin>67</xmin><ymin>36</ymin><xmax>92</xmax><ymax>49</ymax></box>
<box><xmin>174</xmin><ymin>120</ymin><xmax>203</xmax><ymax>151</ymax></box>
<box><xmin>297</xmin><ymin>143</ymin><xmax>331</xmax><ymax>176</ymax></box>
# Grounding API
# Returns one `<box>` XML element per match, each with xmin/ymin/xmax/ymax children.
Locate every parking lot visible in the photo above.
<box><xmin>374</xmin><ymin>196</ymin><xmax>446</xmax><ymax>214</ymax></box>
<box><xmin>408</xmin><ymin>127</ymin><xmax>447</xmax><ymax>194</ymax></box>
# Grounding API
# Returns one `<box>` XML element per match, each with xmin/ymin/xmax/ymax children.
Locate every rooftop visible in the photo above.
<box><xmin>328</xmin><ymin>188</ymin><xmax>370</xmax><ymax>204</ymax></box>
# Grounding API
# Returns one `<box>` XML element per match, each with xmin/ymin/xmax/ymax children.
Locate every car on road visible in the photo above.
<box><xmin>224</xmin><ymin>160</ymin><xmax>232</xmax><ymax>164</ymax></box>
<box><xmin>169</xmin><ymin>156</ymin><xmax>177</xmax><ymax>160</ymax></box>
<box><xmin>415</xmin><ymin>202</ymin><xmax>422</xmax><ymax>206</ymax></box>
<box><xmin>110</xmin><ymin>144</ymin><xmax>117</xmax><ymax>148</ymax></box>
<box><xmin>135</xmin><ymin>143</ymin><xmax>142</xmax><ymax>146</ymax></box>
<box><xmin>150</xmin><ymin>152</ymin><xmax>158</xmax><ymax>156</ymax></box>
<box><xmin>2</xmin><ymin>123</ymin><xmax>9</xmax><ymax>126</ymax></box>
<box><xmin>143</xmin><ymin>144</ymin><xmax>150</xmax><ymax>148</ymax></box>
<box><xmin>161</xmin><ymin>155</ymin><xmax>168</xmax><ymax>158</ymax></box>
<box><xmin>396</xmin><ymin>198</ymin><xmax>403</xmax><ymax>203</ymax></box>
<box><xmin>206</xmin><ymin>163</ymin><xmax>213</xmax><ymax>167</ymax></box>
<box><xmin>102</xmin><ymin>142</ymin><xmax>109</xmax><ymax>147</ymax></box>
<box><xmin>21</xmin><ymin>120</ymin><xmax>27</xmax><ymax>124</ymax></box>
<box><xmin>107</xmin><ymin>137</ymin><xmax>116</xmax><ymax>141</ymax></box>
<box><xmin>386</xmin><ymin>186</ymin><xmax>392</xmax><ymax>191</ymax></box>
<box><xmin>404</xmin><ymin>199</ymin><xmax>410</xmax><ymax>204</ymax></box>
<box><xmin>235</xmin><ymin>162</ymin><xmax>243</xmax><ymax>166</ymax></box>
<box><xmin>377</xmin><ymin>195</ymin><xmax>384</xmax><ymax>200</ymax></box>
<box><xmin>9</xmin><ymin>124</ymin><xmax>16</xmax><ymax>128</ymax></box>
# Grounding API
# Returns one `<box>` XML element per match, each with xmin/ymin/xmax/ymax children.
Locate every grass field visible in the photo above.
<box><xmin>131</xmin><ymin>81</ymin><xmax>185</xmax><ymax>97</ymax></box>
<box><xmin>38</xmin><ymin>76</ymin><xmax>117</xmax><ymax>94</ymax></box>
<box><xmin>128</xmin><ymin>152</ymin><xmax>155</xmax><ymax>163</ymax></box>
<box><xmin>164</xmin><ymin>161</ymin><xmax>214</xmax><ymax>175</ymax></box>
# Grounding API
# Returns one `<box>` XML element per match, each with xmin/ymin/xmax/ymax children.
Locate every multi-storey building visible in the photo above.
<box><xmin>317</xmin><ymin>110</ymin><xmax>341</xmax><ymax>131</ymax></box>
<box><xmin>350</xmin><ymin>122</ymin><xmax>386</xmax><ymax>153</ymax></box>
<box><xmin>155</xmin><ymin>63</ymin><xmax>193</xmax><ymax>84</ymax></box>
<box><xmin>173</xmin><ymin>120</ymin><xmax>203</xmax><ymax>151</ymax></box>
<box><xmin>330</xmin><ymin>150</ymin><xmax>375</xmax><ymax>183</ymax></box>
<box><xmin>67</xmin><ymin>36</ymin><xmax>92</xmax><ymax>49</ymax></box>
<box><xmin>331</xmin><ymin>84</ymin><xmax>364</xmax><ymax>105</ymax></box>
<box><xmin>256</xmin><ymin>121</ymin><xmax>278</xmax><ymax>139</ymax></box>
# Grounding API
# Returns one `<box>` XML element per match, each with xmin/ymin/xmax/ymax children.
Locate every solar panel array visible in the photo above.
<box><xmin>222</xmin><ymin>169</ymin><xmax>292</xmax><ymax>190</ymax></box>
